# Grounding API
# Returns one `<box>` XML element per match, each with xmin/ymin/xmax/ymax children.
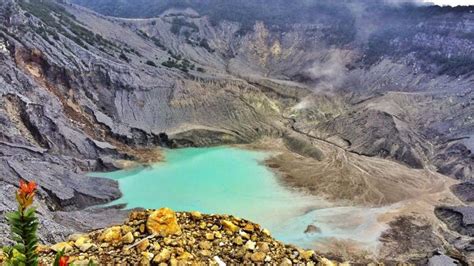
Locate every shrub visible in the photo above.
<box><xmin>146</xmin><ymin>60</ymin><xmax>157</xmax><ymax>67</ymax></box>
<box><xmin>2</xmin><ymin>180</ymin><xmax>95</xmax><ymax>266</ymax></box>
<box><xmin>19</xmin><ymin>0</ymin><xmax>119</xmax><ymax>51</ymax></box>
<box><xmin>119</xmin><ymin>52</ymin><xmax>130</xmax><ymax>62</ymax></box>
<box><xmin>161</xmin><ymin>57</ymin><xmax>194</xmax><ymax>72</ymax></box>
<box><xmin>3</xmin><ymin>180</ymin><xmax>39</xmax><ymax>266</ymax></box>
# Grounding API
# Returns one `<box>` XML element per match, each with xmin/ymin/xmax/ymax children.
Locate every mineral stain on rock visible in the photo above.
<box><xmin>146</xmin><ymin>208</ymin><xmax>182</xmax><ymax>236</ymax></box>
<box><xmin>12</xmin><ymin>208</ymin><xmax>330</xmax><ymax>265</ymax></box>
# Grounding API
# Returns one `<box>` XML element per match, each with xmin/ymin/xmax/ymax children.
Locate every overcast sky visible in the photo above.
<box><xmin>423</xmin><ymin>0</ymin><xmax>474</xmax><ymax>5</ymax></box>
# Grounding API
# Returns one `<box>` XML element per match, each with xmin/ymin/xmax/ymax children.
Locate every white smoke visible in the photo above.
<box><xmin>291</xmin><ymin>97</ymin><xmax>313</xmax><ymax>111</ymax></box>
<box><xmin>305</xmin><ymin>49</ymin><xmax>352</xmax><ymax>93</ymax></box>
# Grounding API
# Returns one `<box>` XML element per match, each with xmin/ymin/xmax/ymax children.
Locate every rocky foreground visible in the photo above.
<box><xmin>0</xmin><ymin>208</ymin><xmax>339</xmax><ymax>265</ymax></box>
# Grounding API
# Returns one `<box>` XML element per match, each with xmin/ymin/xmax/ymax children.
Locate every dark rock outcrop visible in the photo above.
<box><xmin>435</xmin><ymin>206</ymin><xmax>474</xmax><ymax>237</ymax></box>
<box><xmin>451</xmin><ymin>181</ymin><xmax>474</xmax><ymax>204</ymax></box>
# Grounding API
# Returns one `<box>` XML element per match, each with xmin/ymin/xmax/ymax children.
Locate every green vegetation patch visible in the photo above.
<box><xmin>19</xmin><ymin>0</ymin><xmax>118</xmax><ymax>51</ymax></box>
<box><xmin>162</xmin><ymin>57</ymin><xmax>195</xmax><ymax>73</ymax></box>
<box><xmin>146</xmin><ymin>60</ymin><xmax>158</xmax><ymax>67</ymax></box>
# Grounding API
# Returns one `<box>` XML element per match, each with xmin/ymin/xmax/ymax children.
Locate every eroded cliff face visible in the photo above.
<box><xmin>0</xmin><ymin>0</ymin><xmax>473</xmax><ymax>262</ymax></box>
<box><xmin>114</xmin><ymin>4</ymin><xmax>473</xmax><ymax>181</ymax></box>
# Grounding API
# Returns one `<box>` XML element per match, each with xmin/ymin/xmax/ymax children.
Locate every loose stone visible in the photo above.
<box><xmin>23</xmin><ymin>209</ymin><xmax>333</xmax><ymax>265</ymax></box>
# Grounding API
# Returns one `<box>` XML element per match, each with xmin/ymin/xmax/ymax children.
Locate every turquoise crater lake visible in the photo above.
<box><xmin>91</xmin><ymin>146</ymin><xmax>389</xmax><ymax>250</ymax></box>
<box><xmin>92</xmin><ymin>147</ymin><xmax>316</xmax><ymax>227</ymax></box>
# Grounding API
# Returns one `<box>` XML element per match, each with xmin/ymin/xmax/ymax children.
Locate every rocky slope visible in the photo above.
<box><xmin>69</xmin><ymin>0</ymin><xmax>474</xmax><ymax>180</ymax></box>
<box><xmin>0</xmin><ymin>0</ymin><xmax>473</xmax><ymax>263</ymax></box>
<box><xmin>0</xmin><ymin>208</ymin><xmax>336</xmax><ymax>265</ymax></box>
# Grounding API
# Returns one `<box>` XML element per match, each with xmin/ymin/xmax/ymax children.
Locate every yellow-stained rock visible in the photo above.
<box><xmin>99</xmin><ymin>226</ymin><xmax>122</xmax><ymax>243</ymax></box>
<box><xmin>129</xmin><ymin>210</ymin><xmax>147</xmax><ymax>221</ymax></box>
<box><xmin>153</xmin><ymin>248</ymin><xmax>171</xmax><ymax>263</ymax></box>
<box><xmin>239</xmin><ymin>230</ymin><xmax>250</xmax><ymax>239</ymax></box>
<box><xmin>137</xmin><ymin>239</ymin><xmax>150</xmax><ymax>251</ymax></box>
<box><xmin>233</xmin><ymin>236</ymin><xmax>244</xmax><ymax>245</ymax></box>
<box><xmin>152</xmin><ymin>243</ymin><xmax>161</xmax><ymax>250</ymax></box>
<box><xmin>199</xmin><ymin>250</ymin><xmax>212</xmax><ymax>257</ymax></box>
<box><xmin>28</xmin><ymin>209</ymin><xmax>340</xmax><ymax>265</ymax></box>
<box><xmin>244</xmin><ymin>240</ymin><xmax>256</xmax><ymax>251</ymax></box>
<box><xmin>170</xmin><ymin>258</ymin><xmax>178</xmax><ymax>266</ymax></box>
<box><xmin>243</xmin><ymin>224</ymin><xmax>255</xmax><ymax>232</ymax></box>
<box><xmin>142</xmin><ymin>251</ymin><xmax>154</xmax><ymax>261</ymax></box>
<box><xmin>51</xmin><ymin>242</ymin><xmax>73</xmax><ymax>253</ymax></box>
<box><xmin>280</xmin><ymin>258</ymin><xmax>293</xmax><ymax>266</ymax></box>
<box><xmin>205</xmin><ymin>233</ymin><xmax>215</xmax><ymax>240</ymax></box>
<box><xmin>221</xmin><ymin>220</ymin><xmax>239</xmax><ymax>233</ymax></box>
<box><xmin>122</xmin><ymin>232</ymin><xmax>135</xmax><ymax>244</ymax></box>
<box><xmin>301</xmin><ymin>249</ymin><xmax>315</xmax><ymax>261</ymax></box>
<box><xmin>251</xmin><ymin>251</ymin><xmax>266</xmax><ymax>262</ymax></box>
<box><xmin>178</xmin><ymin>251</ymin><xmax>193</xmax><ymax>261</ymax></box>
<box><xmin>72</xmin><ymin>259</ymin><xmax>96</xmax><ymax>266</ymax></box>
<box><xmin>140</xmin><ymin>251</ymin><xmax>154</xmax><ymax>266</ymax></box>
<box><xmin>74</xmin><ymin>236</ymin><xmax>90</xmax><ymax>247</ymax></box>
<box><xmin>140</xmin><ymin>258</ymin><xmax>151</xmax><ymax>266</ymax></box>
<box><xmin>257</xmin><ymin>242</ymin><xmax>270</xmax><ymax>253</ymax></box>
<box><xmin>251</xmin><ymin>234</ymin><xmax>258</xmax><ymax>242</ymax></box>
<box><xmin>191</xmin><ymin>211</ymin><xmax>203</xmax><ymax>220</ymax></box>
<box><xmin>36</xmin><ymin>244</ymin><xmax>51</xmax><ymax>253</ymax></box>
<box><xmin>147</xmin><ymin>208</ymin><xmax>181</xmax><ymax>236</ymax></box>
<box><xmin>317</xmin><ymin>257</ymin><xmax>340</xmax><ymax>266</ymax></box>
<box><xmin>199</xmin><ymin>241</ymin><xmax>212</xmax><ymax>250</ymax></box>
<box><xmin>262</xmin><ymin>228</ymin><xmax>271</xmax><ymax>237</ymax></box>
<box><xmin>121</xmin><ymin>225</ymin><xmax>134</xmax><ymax>234</ymax></box>
<box><xmin>78</xmin><ymin>243</ymin><xmax>96</xmax><ymax>252</ymax></box>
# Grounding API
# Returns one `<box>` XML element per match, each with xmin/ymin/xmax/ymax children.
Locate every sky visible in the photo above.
<box><xmin>423</xmin><ymin>0</ymin><xmax>474</xmax><ymax>5</ymax></box>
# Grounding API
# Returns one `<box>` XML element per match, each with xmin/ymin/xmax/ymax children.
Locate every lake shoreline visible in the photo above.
<box><xmin>89</xmin><ymin>139</ymin><xmax>463</xmax><ymax>262</ymax></box>
<box><xmin>90</xmin><ymin>144</ymin><xmax>392</xmax><ymax>260</ymax></box>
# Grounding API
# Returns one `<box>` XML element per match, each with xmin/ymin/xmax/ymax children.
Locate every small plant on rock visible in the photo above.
<box><xmin>3</xmin><ymin>180</ymin><xmax>39</xmax><ymax>266</ymax></box>
<box><xmin>53</xmin><ymin>249</ymin><xmax>69</xmax><ymax>266</ymax></box>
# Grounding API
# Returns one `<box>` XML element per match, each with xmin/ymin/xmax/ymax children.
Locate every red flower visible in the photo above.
<box><xmin>16</xmin><ymin>180</ymin><xmax>37</xmax><ymax>209</ymax></box>
<box><xmin>19</xmin><ymin>180</ymin><xmax>37</xmax><ymax>195</ymax></box>
<box><xmin>59</xmin><ymin>256</ymin><xmax>69</xmax><ymax>266</ymax></box>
